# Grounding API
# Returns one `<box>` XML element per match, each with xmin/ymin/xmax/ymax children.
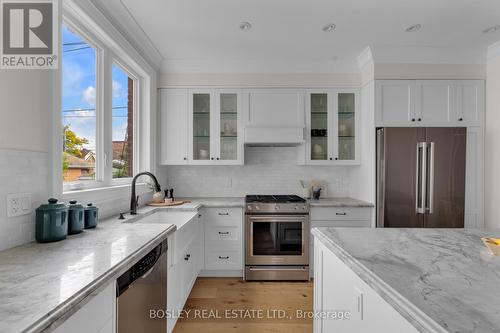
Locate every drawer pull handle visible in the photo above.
<box><xmin>218</xmin><ymin>231</ymin><xmax>230</xmax><ymax>235</ymax></box>
<box><xmin>336</xmin><ymin>212</ymin><xmax>347</xmax><ymax>216</ymax></box>
<box><xmin>218</xmin><ymin>256</ymin><xmax>230</xmax><ymax>260</ymax></box>
<box><xmin>218</xmin><ymin>212</ymin><xmax>229</xmax><ymax>216</ymax></box>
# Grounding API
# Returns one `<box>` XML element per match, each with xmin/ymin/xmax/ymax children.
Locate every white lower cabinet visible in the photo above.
<box><xmin>53</xmin><ymin>282</ymin><xmax>115</xmax><ymax>333</ymax></box>
<box><xmin>167</xmin><ymin>213</ymin><xmax>202</xmax><ymax>333</ymax></box>
<box><xmin>313</xmin><ymin>239</ymin><xmax>418</xmax><ymax>333</ymax></box>
<box><xmin>310</xmin><ymin>207</ymin><xmax>371</xmax><ymax>277</ymax></box>
<box><xmin>202</xmin><ymin>207</ymin><xmax>243</xmax><ymax>274</ymax></box>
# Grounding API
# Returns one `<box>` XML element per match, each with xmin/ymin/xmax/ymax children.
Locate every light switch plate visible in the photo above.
<box><xmin>7</xmin><ymin>193</ymin><xmax>32</xmax><ymax>218</ymax></box>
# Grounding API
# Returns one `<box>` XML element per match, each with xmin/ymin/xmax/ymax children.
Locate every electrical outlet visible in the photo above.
<box><xmin>7</xmin><ymin>193</ymin><xmax>31</xmax><ymax>218</ymax></box>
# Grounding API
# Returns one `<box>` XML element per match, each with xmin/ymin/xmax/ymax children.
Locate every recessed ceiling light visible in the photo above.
<box><xmin>483</xmin><ymin>25</ymin><xmax>500</xmax><ymax>34</ymax></box>
<box><xmin>405</xmin><ymin>24</ymin><xmax>422</xmax><ymax>32</ymax></box>
<box><xmin>322</xmin><ymin>23</ymin><xmax>336</xmax><ymax>32</ymax></box>
<box><xmin>239</xmin><ymin>22</ymin><xmax>252</xmax><ymax>31</ymax></box>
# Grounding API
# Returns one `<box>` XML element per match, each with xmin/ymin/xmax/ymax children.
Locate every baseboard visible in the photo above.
<box><xmin>199</xmin><ymin>269</ymin><xmax>243</xmax><ymax>277</ymax></box>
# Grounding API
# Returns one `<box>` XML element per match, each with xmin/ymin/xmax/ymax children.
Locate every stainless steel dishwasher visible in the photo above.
<box><xmin>116</xmin><ymin>239</ymin><xmax>168</xmax><ymax>333</ymax></box>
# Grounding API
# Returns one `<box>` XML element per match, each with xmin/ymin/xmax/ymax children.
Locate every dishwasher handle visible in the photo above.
<box><xmin>116</xmin><ymin>240</ymin><xmax>167</xmax><ymax>297</ymax></box>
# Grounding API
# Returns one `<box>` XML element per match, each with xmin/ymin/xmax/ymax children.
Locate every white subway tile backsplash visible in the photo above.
<box><xmin>166</xmin><ymin>146</ymin><xmax>351</xmax><ymax>197</ymax></box>
<box><xmin>0</xmin><ymin>149</ymin><xmax>49</xmax><ymax>251</ymax></box>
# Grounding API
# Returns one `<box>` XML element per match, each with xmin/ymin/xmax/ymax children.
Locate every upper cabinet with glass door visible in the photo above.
<box><xmin>304</xmin><ymin>90</ymin><xmax>360</xmax><ymax>165</ymax></box>
<box><xmin>188</xmin><ymin>89</ymin><xmax>243</xmax><ymax>165</ymax></box>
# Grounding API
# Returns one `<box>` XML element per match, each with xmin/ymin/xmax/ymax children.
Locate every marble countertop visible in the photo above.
<box><xmin>0</xmin><ymin>208</ymin><xmax>182</xmax><ymax>333</ymax></box>
<box><xmin>308</xmin><ymin>197</ymin><xmax>374</xmax><ymax>207</ymax></box>
<box><xmin>312</xmin><ymin>227</ymin><xmax>500</xmax><ymax>333</ymax></box>
<box><xmin>179</xmin><ymin>197</ymin><xmax>245</xmax><ymax>208</ymax></box>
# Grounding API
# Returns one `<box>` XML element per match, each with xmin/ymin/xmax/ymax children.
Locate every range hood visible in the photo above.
<box><xmin>243</xmin><ymin>89</ymin><xmax>305</xmax><ymax>146</ymax></box>
<box><xmin>244</xmin><ymin>127</ymin><xmax>304</xmax><ymax>146</ymax></box>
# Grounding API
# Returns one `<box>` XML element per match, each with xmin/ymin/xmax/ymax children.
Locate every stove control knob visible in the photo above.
<box><xmin>247</xmin><ymin>205</ymin><xmax>252</xmax><ymax>211</ymax></box>
<box><xmin>255</xmin><ymin>205</ymin><xmax>260</xmax><ymax>211</ymax></box>
<box><xmin>275</xmin><ymin>206</ymin><xmax>280</xmax><ymax>210</ymax></box>
<box><xmin>294</xmin><ymin>206</ymin><xmax>299</xmax><ymax>210</ymax></box>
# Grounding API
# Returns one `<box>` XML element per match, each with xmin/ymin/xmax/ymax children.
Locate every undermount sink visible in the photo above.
<box><xmin>135</xmin><ymin>211</ymin><xmax>198</xmax><ymax>229</ymax></box>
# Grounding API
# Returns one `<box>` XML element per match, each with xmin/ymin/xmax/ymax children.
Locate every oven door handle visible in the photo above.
<box><xmin>247</xmin><ymin>216</ymin><xmax>308</xmax><ymax>223</ymax></box>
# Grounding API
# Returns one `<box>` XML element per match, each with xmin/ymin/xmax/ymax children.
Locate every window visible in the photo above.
<box><xmin>62</xmin><ymin>25</ymin><xmax>97</xmax><ymax>184</ymax></box>
<box><xmin>60</xmin><ymin>19</ymin><xmax>143</xmax><ymax>192</ymax></box>
<box><xmin>112</xmin><ymin>63</ymin><xmax>135</xmax><ymax>179</ymax></box>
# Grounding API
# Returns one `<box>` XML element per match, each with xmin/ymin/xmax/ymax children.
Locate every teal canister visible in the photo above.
<box><xmin>84</xmin><ymin>203</ymin><xmax>98</xmax><ymax>229</ymax></box>
<box><xmin>35</xmin><ymin>198</ymin><xmax>68</xmax><ymax>243</ymax></box>
<box><xmin>67</xmin><ymin>200</ymin><xmax>84</xmax><ymax>234</ymax></box>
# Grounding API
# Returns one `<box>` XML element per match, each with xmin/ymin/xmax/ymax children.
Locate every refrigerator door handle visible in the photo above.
<box><xmin>427</xmin><ymin>142</ymin><xmax>435</xmax><ymax>214</ymax></box>
<box><xmin>416</xmin><ymin>142</ymin><xmax>427</xmax><ymax>214</ymax></box>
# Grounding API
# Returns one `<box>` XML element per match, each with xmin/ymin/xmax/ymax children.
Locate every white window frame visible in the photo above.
<box><xmin>56</xmin><ymin>5</ymin><xmax>152</xmax><ymax>194</ymax></box>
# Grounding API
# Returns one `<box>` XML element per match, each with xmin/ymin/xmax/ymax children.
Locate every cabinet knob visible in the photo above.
<box><xmin>418</xmin><ymin>118</ymin><xmax>422</xmax><ymax>122</ymax></box>
<box><xmin>459</xmin><ymin>118</ymin><xmax>463</xmax><ymax>121</ymax></box>
<box><xmin>329</xmin><ymin>157</ymin><xmax>333</xmax><ymax>161</ymax></box>
<box><xmin>216</xmin><ymin>157</ymin><xmax>220</xmax><ymax>160</ymax></box>
<box><xmin>183</xmin><ymin>157</ymin><xmax>187</xmax><ymax>160</ymax></box>
<box><xmin>411</xmin><ymin>118</ymin><xmax>416</xmax><ymax>122</ymax></box>
<box><xmin>211</xmin><ymin>157</ymin><xmax>214</xmax><ymax>160</ymax></box>
<box><xmin>335</xmin><ymin>157</ymin><xmax>338</xmax><ymax>161</ymax></box>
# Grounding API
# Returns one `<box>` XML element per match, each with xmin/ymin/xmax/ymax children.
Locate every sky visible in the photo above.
<box><xmin>62</xmin><ymin>24</ymin><xmax>130</xmax><ymax>153</ymax></box>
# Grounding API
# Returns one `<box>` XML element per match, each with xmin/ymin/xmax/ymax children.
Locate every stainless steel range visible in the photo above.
<box><xmin>245</xmin><ymin>195</ymin><xmax>310</xmax><ymax>281</ymax></box>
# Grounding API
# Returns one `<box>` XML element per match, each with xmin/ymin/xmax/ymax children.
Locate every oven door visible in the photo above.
<box><xmin>246</xmin><ymin>215</ymin><xmax>309</xmax><ymax>265</ymax></box>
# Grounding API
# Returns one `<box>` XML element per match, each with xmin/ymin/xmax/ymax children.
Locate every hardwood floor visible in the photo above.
<box><xmin>173</xmin><ymin>277</ymin><xmax>313</xmax><ymax>333</ymax></box>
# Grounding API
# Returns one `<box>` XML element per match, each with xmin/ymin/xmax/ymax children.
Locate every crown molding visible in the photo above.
<box><xmin>357</xmin><ymin>46</ymin><xmax>374</xmax><ymax>69</ymax></box>
<box><xmin>88</xmin><ymin>0</ymin><xmax>163</xmax><ymax>70</ymax></box>
<box><xmin>487</xmin><ymin>40</ymin><xmax>500</xmax><ymax>62</ymax></box>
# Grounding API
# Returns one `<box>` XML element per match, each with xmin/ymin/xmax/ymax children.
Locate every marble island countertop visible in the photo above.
<box><xmin>312</xmin><ymin>227</ymin><xmax>500</xmax><ymax>333</ymax></box>
<box><xmin>0</xmin><ymin>208</ymin><xmax>185</xmax><ymax>333</ymax></box>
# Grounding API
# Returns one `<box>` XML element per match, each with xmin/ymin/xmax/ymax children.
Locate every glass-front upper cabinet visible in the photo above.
<box><xmin>305</xmin><ymin>90</ymin><xmax>359</xmax><ymax>165</ymax></box>
<box><xmin>310</xmin><ymin>93</ymin><xmax>329</xmax><ymax>161</ymax></box>
<box><xmin>219</xmin><ymin>93</ymin><xmax>239</xmax><ymax>161</ymax></box>
<box><xmin>337</xmin><ymin>93</ymin><xmax>356</xmax><ymax>161</ymax></box>
<box><xmin>189</xmin><ymin>89</ymin><xmax>242</xmax><ymax>165</ymax></box>
<box><xmin>192</xmin><ymin>92</ymin><xmax>211</xmax><ymax>161</ymax></box>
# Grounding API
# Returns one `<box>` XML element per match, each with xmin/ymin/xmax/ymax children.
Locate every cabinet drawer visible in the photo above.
<box><xmin>312</xmin><ymin>220</ymin><xmax>371</xmax><ymax>228</ymax></box>
<box><xmin>204</xmin><ymin>208</ymin><xmax>242</xmax><ymax>226</ymax></box>
<box><xmin>311</xmin><ymin>207</ymin><xmax>370</xmax><ymax>221</ymax></box>
<box><xmin>205</xmin><ymin>250</ymin><xmax>242</xmax><ymax>270</ymax></box>
<box><xmin>205</xmin><ymin>225</ymin><xmax>240</xmax><ymax>242</ymax></box>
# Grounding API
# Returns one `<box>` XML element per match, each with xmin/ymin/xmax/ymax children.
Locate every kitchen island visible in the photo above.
<box><xmin>312</xmin><ymin>227</ymin><xmax>500</xmax><ymax>333</ymax></box>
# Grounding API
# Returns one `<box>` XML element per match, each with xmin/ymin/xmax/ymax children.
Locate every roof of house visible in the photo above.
<box><xmin>64</xmin><ymin>153</ymin><xmax>94</xmax><ymax>169</ymax></box>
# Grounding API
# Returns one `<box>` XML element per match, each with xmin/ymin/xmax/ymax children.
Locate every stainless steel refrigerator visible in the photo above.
<box><xmin>376</xmin><ymin>127</ymin><xmax>466</xmax><ymax>228</ymax></box>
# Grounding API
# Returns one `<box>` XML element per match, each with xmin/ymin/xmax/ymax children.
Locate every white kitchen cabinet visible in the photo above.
<box><xmin>465</xmin><ymin>127</ymin><xmax>484</xmax><ymax>228</ymax></box>
<box><xmin>201</xmin><ymin>207</ymin><xmax>243</xmax><ymax>275</ymax></box>
<box><xmin>313</xmin><ymin>239</ymin><xmax>418</xmax><ymax>333</ymax></box>
<box><xmin>160</xmin><ymin>89</ymin><xmax>189</xmax><ymax>165</ymax></box>
<box><xmin>375</xmin><ymin>80</ymin><xmax>485</xmax><ymax>127</ymax></box>
<box><xmin>309</xmin><ymin>207</ymin><xmax>371</xmax><ymax>277</ymax></box>
<box><xmin>53</xmin><ymin>282</ymin><xmax>115</xmax><ymax>333</ymax></box>
<box><xmin>415</xmin><ymin>80</ymin><xmax>455</xmax><ymax>125</ymax></box>
<box><xmin>456</xmin><ymin>80</ymin><xmax>485</xmax><ymax>126</ymax></box>
<box><xmin>375</xmin><ymin>80</ymin><xmax>416</xmax><ymax>126</ymax></box>
<box><xmin>160</xmin><ymin>88</ymin><xmax>243</xmax><ymax>165</ymax></box>
<box><xmin>189</xmin><ymin>89</ymin><xmax>243</xmax><ymax>165</ymax></box>
<box><xmin>167</xmin><ymin>213</ymin><xmax>202</xmax><ymax>333</ymax></box>
<box><xmin>303</xmin><ymin>90</ymin><xmax>361</xmax><ymax>165</ymax></box>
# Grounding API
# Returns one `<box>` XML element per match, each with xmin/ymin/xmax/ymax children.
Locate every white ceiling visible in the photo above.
<box><xmin>120</xmin><ymin>0</ymin><xmax>500</xmax><ymax>73</ymax></box>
